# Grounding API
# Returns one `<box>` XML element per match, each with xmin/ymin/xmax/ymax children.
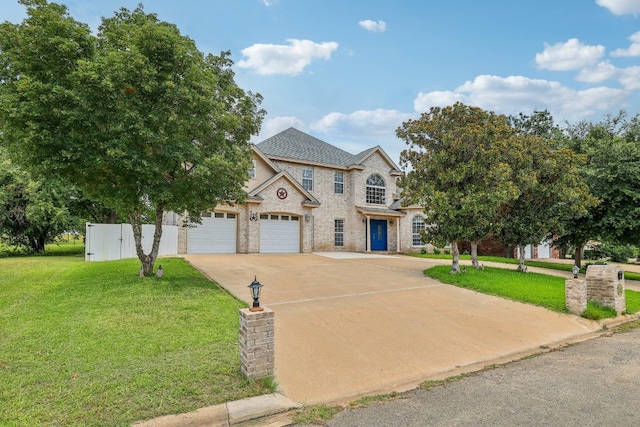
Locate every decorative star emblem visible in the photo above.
<box><xmin>277</xmin><ymin>188</ymin><xmax>288</xmax><ymax>199</ymax></box>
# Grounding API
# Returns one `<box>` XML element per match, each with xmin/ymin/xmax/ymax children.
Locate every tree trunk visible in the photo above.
<box><xmin>504</xmin><ymin>244</ymin><xmax>516</xmax><ymax>259</ymax></box>
<box><xmin>470</xmin><ymin>241</ymin><xmax>479</xmax><ymax>269</ymax></box>
<box><xmin>451</xmin><ymin>239</ymin><xmax>461</xmax><ymax>273</ymax></box>
<box><xmin>574</xmin><ymin>242</ymin><xmax>586</xmax><ymax>269</ymax></box>
<box><xmin>107</xmin><ymin>209</ymin><xmax>118</xmax><ymax>224</ymax></box>
<box><xmin>517</xmin><ymin>244</ymin><xmax>526</xmax><ymax>272</ymax></box>
<box><xmin>130</xmin><ymin>206</ymin><xmax>164</xmax><ymax>276</ymax></box>
<box><xmin>36</xmin><ymin>235</ymin><xmax>46</xmax><ymax>253</ymax></box>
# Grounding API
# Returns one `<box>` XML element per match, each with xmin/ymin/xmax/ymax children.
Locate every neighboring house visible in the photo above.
<box><xmin>462</xmin><ymin>235</ymin><xmax>561</xmax><ymax>259</ymax></box>
<box><xmin>174</xmin><ymin>127</ymin><xmax>427</xmax><ymax>254</ymax></box>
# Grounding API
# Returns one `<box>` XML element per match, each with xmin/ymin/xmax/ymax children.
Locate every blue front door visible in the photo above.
<box><xmin>370</xmin><ymin>219</ymin><xmax>388</xmax><ymax>251</ymax></box>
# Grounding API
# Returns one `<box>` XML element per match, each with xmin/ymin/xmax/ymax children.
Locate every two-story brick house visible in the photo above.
<box><xmin>176</xmin><ymin>127</ymin><xmax>427</xmax><ymax>254</ymax></box>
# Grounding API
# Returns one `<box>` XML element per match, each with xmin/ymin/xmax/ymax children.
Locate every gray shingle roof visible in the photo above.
<box><xmin>256</xmin><ymin>127</ymin><xmax>389</xmax><ymax>169</ymax></box>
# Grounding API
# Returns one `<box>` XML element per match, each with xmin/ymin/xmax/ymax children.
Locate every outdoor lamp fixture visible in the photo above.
<box><xmin>572</xmin><ymin>265</ymin><xmax>580</xmax><ymax>278</ymax></box>
<box><xmin>248</xmin><ymin>276</ymin><xmax>264</xmax><ymax>312</ymax></box>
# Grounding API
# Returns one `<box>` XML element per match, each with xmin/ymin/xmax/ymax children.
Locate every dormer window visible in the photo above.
<box><xmin>366</xmin><ymin>174</ymin><xmax>386</xmax><ymax>205</ymax></box>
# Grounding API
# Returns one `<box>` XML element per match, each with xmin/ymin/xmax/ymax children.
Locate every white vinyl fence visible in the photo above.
<box><xmin>85</xmin><ymin>223</ymin><xmax>178</xmax><ymax>261</ymax></box>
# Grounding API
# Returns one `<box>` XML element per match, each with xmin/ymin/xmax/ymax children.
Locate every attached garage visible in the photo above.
<box><xmin>260</xmin><ymin>214</ymin><xmax>300</xmax><ymax>253</ymax></box>
<box><xmin>536</xmin><ymin>240</ymin><xmax>552</xmax><ymax>258</ymax></box>
<box><xmin>187</xmin><ymin>212</ymin><xmax>237</xmax><ymax>253</ymax></box>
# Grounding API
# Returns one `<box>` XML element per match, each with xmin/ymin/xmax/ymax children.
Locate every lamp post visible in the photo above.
<box><xmin>572</xmin><ymin>265</ymin><xmax>580</xmax><ymax>278</ymax></box>
<box><xmin>248</xmin><ymin>276</ymin><xmax>264</xmax><ymax>312</ymax></box>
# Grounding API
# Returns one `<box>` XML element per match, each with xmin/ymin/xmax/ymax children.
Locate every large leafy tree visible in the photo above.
<box><xmin>0</xmin><ymin>1</ymin><xmax>264</xmax><ymax>274</ymax></box>
<box><xmin>589</xmin><ymin>114</ymin><xmax>640</xmax><ymax>245</ymax></box>
<box><xmin>496</xmin><ymin>131</ymin><xmax>597</xmax><ymax>271</ymax></box>
<box><xmin>562</xmin><ymin>112</ymin><xmax>640</xmax><ymax>257</ymax></box>
<box><xmin>397</xmin><ymin>103</ymin><xmax>519</xmax><ymax>272</ymax></box>
<box><xmin>0</xmin><ymin>148</ymin><xmax>74</xmax><ymax>252</ymax></box>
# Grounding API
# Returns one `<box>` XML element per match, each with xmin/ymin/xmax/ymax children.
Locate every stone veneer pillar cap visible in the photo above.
<box><xmin>240</xmin><ymin>307</ymin><xmax>273</xmax><ymax>316</ymax></box>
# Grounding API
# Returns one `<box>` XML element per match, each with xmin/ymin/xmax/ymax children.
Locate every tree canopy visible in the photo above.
<box><xmin>0</xmin><ymin>148</ymin><xmax>75</xmax><ymax>252</ymax></box>
<box><xmin>0</xmin><ymin>0</ymin><xmax>265</xmax><ymax>273</ymax></box>
<box><xmin>398</xmin><ymin>105</ymin><xmax>596</xmax><ymax>272</ymax></box>
<box><xmin>559</xmin><ymin>112</ymin><xmax>640</xmax><ymax>266</ymax></box>
<box><xmin>496</xmin><ymin>133</ymin><xmax>596</xmax><ymax>270</ymax></box>
<box><xmin>398</xmin><ymin>103</ymin><xmax>519</xmax><ymax>272</ymax></box>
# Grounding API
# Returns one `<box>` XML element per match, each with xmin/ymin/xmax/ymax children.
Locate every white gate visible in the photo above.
<box><xmin>85</xmin><ymin>223</ymin><xmax>178</xmax><ymax>261</ymax></box>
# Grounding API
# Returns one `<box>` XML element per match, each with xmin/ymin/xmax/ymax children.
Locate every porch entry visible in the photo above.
<box><xmin>370</xmin><ymin>219</ymin><xmax>388</xmax><ymax>251</ymax></box>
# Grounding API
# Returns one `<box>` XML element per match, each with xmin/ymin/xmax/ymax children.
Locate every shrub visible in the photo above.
<box><xmin>583</xmin><ymin>244</ymin><xmax>607</xmax><ymax>260</ymax></box>
<box><xmin>602</xmin><ymin>243</ymin><xmax>636</xmax><ymax>263</ymax></box>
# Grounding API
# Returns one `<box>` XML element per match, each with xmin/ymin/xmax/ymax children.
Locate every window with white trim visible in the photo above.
<box><xmin>334</xmin><ymin>171</ymin><xmax>344</xmax><ymax>194</ymax></box>
<box><xmin>366</xmin><ymin>174</ymin><xmax>386</xmax><ymax>205</ymax></box>
<box><xmin>302</xmin><ymin>167</ymin><xmax>313</xmax><ymax>191</ymax></box>
<box><xmin>412</xmin><ymin>215</ymin><xmax>426</xmax><ymax>246</ymax></box>
<box><xmin>334</xmin><ymin>219</ymin><xmax>344</xmax><ymax>247</ymax></box>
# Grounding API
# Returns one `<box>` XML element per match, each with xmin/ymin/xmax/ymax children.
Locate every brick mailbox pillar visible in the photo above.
<box><xmin>565</xmin><ymin>278</ymin><xmax>587</xmax><ymax>315</ymax></box>
<box><xmin>239</xmin><ymin>307</ymin><xmax>274</xmax><ymax>379</ymax></box>
<box><xmin>586</xmin><ymin>264</ymin><xmax>626</xmax><ymax>315</ymax></box>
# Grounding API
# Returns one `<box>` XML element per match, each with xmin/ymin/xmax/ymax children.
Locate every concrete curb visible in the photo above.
<box><xmin>600</xmin><ymin>311</ymin><xmax>640</xmax><ymax>329</ymax></box>
<box><xmin>132</xmin><ymin>393</ymin><xmax>301</xmax><ymax>427</ymax></box>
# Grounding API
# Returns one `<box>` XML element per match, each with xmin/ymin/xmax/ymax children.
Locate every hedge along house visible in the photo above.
<box><xmin>175</xmin><ymin>127</ymin><xmax>428</xmax><ymax>254</ymax></box>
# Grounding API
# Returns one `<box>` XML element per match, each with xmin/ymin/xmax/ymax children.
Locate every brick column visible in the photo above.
<box><xmin>586</xmin><ymin>265</ymin><xmax>626</xmax><ymax>315</ymax></box>
<box><xmin>239</xmin><ymin>307</ymin><xmax>274</xmax><ymax>379</ymax></box>
<box><xmin>565</xmin><ymin>278</ymin><xmax>587</xmax><ymax>315</ymax></box>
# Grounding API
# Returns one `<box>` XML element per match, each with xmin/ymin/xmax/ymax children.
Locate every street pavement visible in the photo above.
<box><xmin>325</xmin><ymin>326</ymin><xmax>640</xmax><ymax>427</ymax></box>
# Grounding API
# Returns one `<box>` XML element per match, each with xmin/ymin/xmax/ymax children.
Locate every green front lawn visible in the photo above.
<box><xmin>410</xmin><ymin>253</ymin><xmax>640</xmax><ymax>281</ymax></box>
<box><xmin>424</xmin><ymin>265</ymin><xmax>640</xmax><ymax>317</ymax></box>
<box><xmin>0</xmin><ymin>256</ymin><xmax>272</xmax><ymax>426</ymax></box>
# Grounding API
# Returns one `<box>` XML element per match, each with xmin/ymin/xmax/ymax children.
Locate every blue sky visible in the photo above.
<box><xmin>3</xmin><ymin>0</ymin><xmax>640</xmax><ymax>162</ymax></box>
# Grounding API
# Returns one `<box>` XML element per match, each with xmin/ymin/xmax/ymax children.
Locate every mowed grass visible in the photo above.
<box><xmin>0</xmin><ymin>256</ymin><xmax>272</xmax><ymax>426</ymax></box>
<box><xmin>424</xmin><ymin>265</ymin><xmax>640</xmax><ymax>316</ymax></box>
<box><xmin>409</xmin><ymin>253</ymin><xmax>640</xmax><ymax>281</ymax></box>
<box><xmin>424</xmin><ymin>265</ymin><xmax>569</xmax><ymax>313</ymax></box>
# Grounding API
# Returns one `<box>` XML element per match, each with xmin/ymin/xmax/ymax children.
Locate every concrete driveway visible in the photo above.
<box><xmin>182</xmin><ymin>253</ymin><xmax>601</xmax><ymax>405</ymax></box>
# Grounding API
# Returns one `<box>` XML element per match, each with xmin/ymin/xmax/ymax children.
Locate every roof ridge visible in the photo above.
<box><xmin>256</xmin><ymin>128</ymin><xmax>360</xmax><ymax>167</ymax></box>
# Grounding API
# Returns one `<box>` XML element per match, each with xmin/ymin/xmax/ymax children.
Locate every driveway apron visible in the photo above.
<box><xmin>182</xmin><ymin>253</ymin><xmax>600</xmax><ymax>405</ymax></box>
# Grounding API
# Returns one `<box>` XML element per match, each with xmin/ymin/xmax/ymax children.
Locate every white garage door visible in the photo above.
<box><xmin>537</xmin><ymin>241</ymin><xmax>552</xmax><ymax>258</ymax></box>
<box><xmin>187</xmin><ymin>212</ymin><xmax>237</xmax><ymax>253</ymax></box>
<box><xmin>260</xmin><ymin>214</ymin><xmax>300</xmax><ymax>253</ymax></box>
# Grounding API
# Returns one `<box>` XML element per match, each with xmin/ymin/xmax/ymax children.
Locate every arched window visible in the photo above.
<box><xmin>366</xmin><ymin>174</ymin><xmax>386</xmax><ymax>205</ymax></box>
<box><xmin>412</xmin><ymin>215</ymin><xmax>426</xmax><ymax>246</ymax></box>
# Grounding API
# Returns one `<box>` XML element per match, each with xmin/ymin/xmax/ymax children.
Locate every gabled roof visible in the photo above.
<box><xmin>256</xmin><ymin>127</ymin><xmax>402</xmax><ymax>172</ymax></box>
<box><xmin>248</xmin><ymin>169</ymin><xmax>320</xmax><ymax>208</ymax></box>
<box><xmin>252</xmin><ymin>145</ymin><xmax>281</xmax><ymax>174</ymax></box>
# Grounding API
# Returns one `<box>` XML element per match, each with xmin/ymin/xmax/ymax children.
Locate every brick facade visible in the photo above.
<box><xmin>175</xmin><ymin>128</ymin><xmax>426</xmax><ymax>254</ymax></box>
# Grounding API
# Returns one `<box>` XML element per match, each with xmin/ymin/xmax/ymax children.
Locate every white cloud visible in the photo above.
<box><xmin>618</xmin><ymin>66</ymin><xmax>640</xmax><ymax>90</ymax></box>
<box><xmin>576</xmin><ymin>61</ymin><xmax>619</xmax><ymax>82</ymax></box>
<box><xmin>310</xmin><ymin>109</ymin><xmax>413</xmax><ymax>136</ymax></box>
<box><xmin>413</xmin><ymin>74</ymin><xmax>628</xmax><ymax>122</ymax></box>
<box><xmin>535</xmin><ymin>38</ymin><xmax>605</xmax><ymax>71</ymax></box>
<box><xmin>611</xmin><ymin>31</ymin><xmax>640</xmax><ymax>56</ymax></box>
<box><xmin>254</xmin><ymin>116</ymin><xmax>305</xmax><ymax>141</ymax></box>
<box><xmin>413</xmin><ymin>91</ymin><xmax>470</xmax><ymax>111</ymax></box>
<box><xmin>237</xmin><ymin>39</ymin><xmax>339</xmax><ymax>76</ymax></box>
<box><xmin>358</xmin><ymin>20</ymin><xmax>386</xmax><ymax>32</ymax></box>
<box><xmin>596</xmin><ymin>0</ymin><xmax>640</xmax><ymax>15</ymax></box>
